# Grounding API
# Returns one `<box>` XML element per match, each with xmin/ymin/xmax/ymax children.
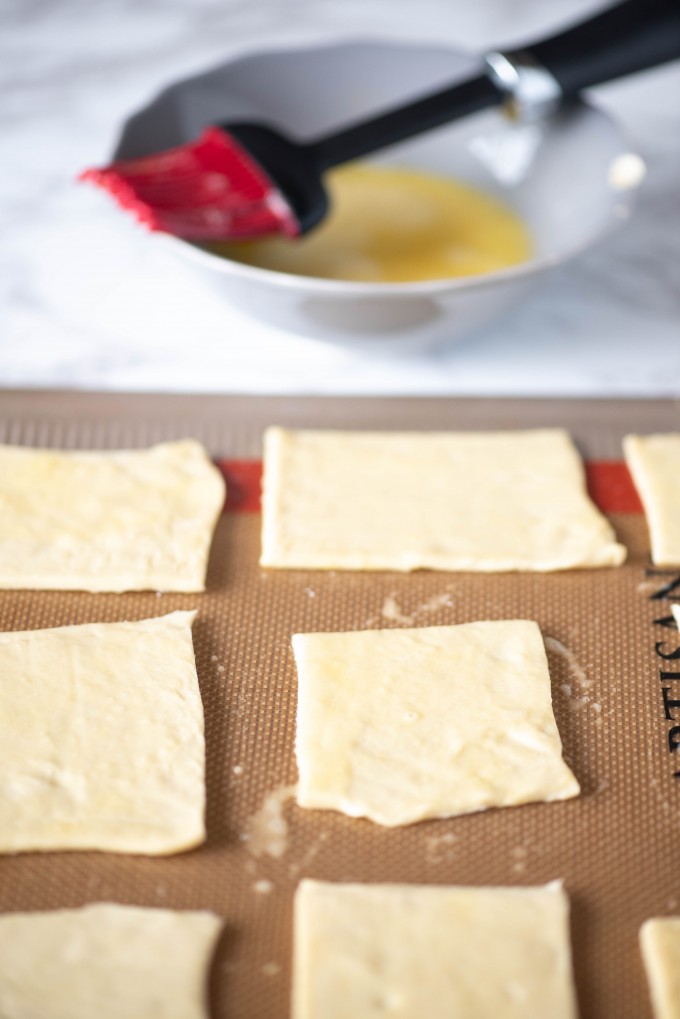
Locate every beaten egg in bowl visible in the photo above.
<box><xmin>208</xmin><ymin>163</ymin><xmax>532</xmax><ymax>284</ymax></box>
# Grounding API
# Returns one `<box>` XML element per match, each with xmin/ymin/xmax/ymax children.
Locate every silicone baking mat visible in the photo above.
<box><xmin>0</xmin><ymin>391</ymin><xmax>679</xmax><ymax>1019</ymax></box>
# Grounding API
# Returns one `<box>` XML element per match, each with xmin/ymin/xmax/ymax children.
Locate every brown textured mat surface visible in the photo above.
<box><xmin>1</xmin><ymin>392</ymin><xmax>679</xmax><ymax>1018</ymax></box>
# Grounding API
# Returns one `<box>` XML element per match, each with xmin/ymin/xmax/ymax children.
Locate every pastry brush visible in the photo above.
<box><xmin>80</xmin><ymin>0</ymin><xmax>680</xmax><ymax>241</ymax></box>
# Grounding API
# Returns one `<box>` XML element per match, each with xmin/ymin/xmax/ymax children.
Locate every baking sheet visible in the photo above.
<box><xmin>0</xmin><ymin>391</ymin><xmax>679</xmax><ymax>1019</ymax></box>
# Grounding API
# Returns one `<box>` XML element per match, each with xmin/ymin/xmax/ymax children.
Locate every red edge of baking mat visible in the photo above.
<box><xmin>218</xmin><ymin>459</ymin><xmax>643</xmax><ymax>515</ymax></box>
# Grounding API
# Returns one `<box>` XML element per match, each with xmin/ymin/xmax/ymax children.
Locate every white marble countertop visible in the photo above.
<box><xmin>1</xmin><ymin>0</ymin><xmax>679</xmax><ymax>396</ymax></box>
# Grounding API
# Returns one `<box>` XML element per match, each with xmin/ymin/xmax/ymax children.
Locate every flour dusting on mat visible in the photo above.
<box><xmin>243</xmin><ymin>785</ymin><xmax>297</xmax><ymax>859</ymax></box>
<box><xmin>419</xmin><ymin>592</ymin><xmax>454</xmax><ymax>612</ymax></box>
<box><xmin>425</xmin><ymin>832</ymin><xmax>457</xmax><ymax>864</ymax></box>
<box><xmin>381</xmin><ymin>595</ymin><xmax>414</xmax><ymax>625</ymax></box>
<box><xmin>381</xmin><ymin>590</ymin><xmax>453</xmax><ymax>626</ymax></box>
<box><xmin>288</xmin><ymin>831</ymin><xmax>330</xmax><ymax>878</ymax></box>
<box><xmin>545</xmin><ymin>636</ymin><xmax>592</xmax><ymax>689</ymax></box>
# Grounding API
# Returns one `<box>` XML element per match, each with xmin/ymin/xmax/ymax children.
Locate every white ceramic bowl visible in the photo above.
<box><xmin>115</xmin><ymin>39</ymin><xmax>644</xmax><ymax>350</ymax></box>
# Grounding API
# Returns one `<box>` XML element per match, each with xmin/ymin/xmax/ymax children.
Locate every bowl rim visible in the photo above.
<box><xmin>138</xmin><ymin>36</ymin><xmax>644</xmax><ymax>297</ymax></box>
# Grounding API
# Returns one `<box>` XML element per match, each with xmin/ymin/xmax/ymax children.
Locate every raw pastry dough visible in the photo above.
<box><xmin>0</xmin><ymin>903</ymin><xmax>222</xmax><ymax>1019</ymax></box>
<box><xmin>261</xmin><ymin>427</ymin><xmax>625</xmax><ymax>571</ymax></box>
<box><xmin>640</xmin><ymin>917</ymin><xmax>680</xmax><ymax>1019</ymax></box>
<box><xmin>624</xmin><ymin>434</ymin><xmax>680</xmax><ymax>565</ymax></box>
<box><xmin>0</xmin><ymin>440</ymin><xmax>225</xmax><ymax>591</ymax></box>
<box><xmin>293</xmin><ymin>621</ymin><xmax>579</xmax><ymax>826</ymax></box>
<box><xmin>293</xmin><ymin>879</ymin><xmax>578</xmax><ymax>1019</ymax></box>
<box><xmin>0</xmin><ymin>611</ymin><xmax>206</xmax><ymax>854</ymax></box>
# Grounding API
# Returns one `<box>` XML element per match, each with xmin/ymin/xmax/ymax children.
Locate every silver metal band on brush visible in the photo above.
<box><xmin>485</xmin><ymin>50</ymin><xmax>563</xmax><ymax>122</ymax></box>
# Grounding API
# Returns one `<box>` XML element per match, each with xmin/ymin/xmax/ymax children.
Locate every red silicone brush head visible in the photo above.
<box><xmin>80</xmin><ymin>127</ymin><xmax>301</xmax><ymax>241</ymax></box>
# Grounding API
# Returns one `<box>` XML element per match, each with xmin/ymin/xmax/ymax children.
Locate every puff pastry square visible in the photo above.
<box><xmin>0</xmin><ymin>611</ymin><xmax>205</xmax><ymax>854</ymax></box>
<box><xmin>293</xmin><ymin>879</ymin><xmax>578</xmax><ymax>1019</ymax></box>
<box><xmin>261</xmin><ymin>427</ymin><xmax>625</xmax><ymax>572</ymax></box>
<box><xmin>0</xmin><ymin>903</ymin><xmax>222</xmax><ymax>1019</ymax></box>
<box><xmin>624</xmin><ymin>434</ymin><xmax>680</xmax><ymax>565</ymax></box>
<box><xmin>0</xmin><ymin>440</ymin><xmax>225</xmax><ymax>591</ymax></box>
<box><xmin>641</xmin><ymin>918</ymin><xmax>680</xmax><ymax>1019</ymax></box>
<box><xmin>293</xmin><ymin>620</ymin><xmax>579</xmax><ymax>827</ymax></box>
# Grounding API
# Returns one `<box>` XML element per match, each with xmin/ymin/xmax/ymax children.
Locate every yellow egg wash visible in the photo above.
<box><xmin>210</xmin><ymin>164</ymin><xmax>532</xmax><ymax>283</ymax></box>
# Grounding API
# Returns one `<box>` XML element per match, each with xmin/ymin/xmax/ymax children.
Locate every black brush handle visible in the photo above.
<box><xmin>308</xmin><ymin>0</ymin><xmax>680</xmax><ymax>172</ymax></box>
<box><xmin>309</xmin><ymin>75</ymin><xmax>500</xmax><ymax>172</ymax></box>
<box><xmin>525</xmin><ymin>0</ymin><xmax>680</xmax><ymax>95</ymax></box>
